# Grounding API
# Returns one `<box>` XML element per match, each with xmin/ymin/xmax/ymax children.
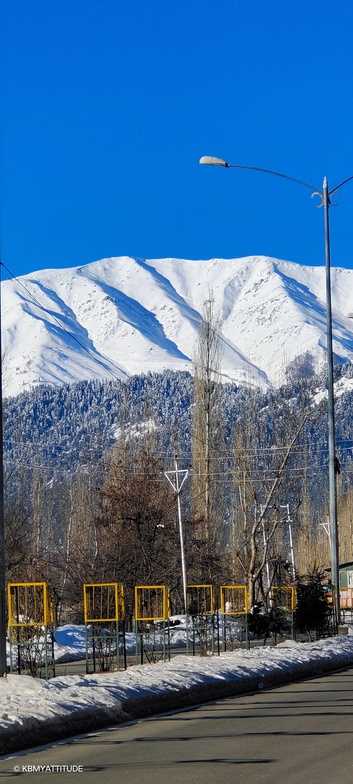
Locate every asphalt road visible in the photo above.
<box><xmin>2</xmin><ymin>667</ymin><xmax>353</xmax><ymax>784</ymax></box>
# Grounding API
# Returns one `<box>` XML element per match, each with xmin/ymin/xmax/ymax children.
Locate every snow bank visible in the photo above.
<box><xmin>2</xmin><ymin>636</ymin><xmax>353</xmax><ymax>756</ymax></box>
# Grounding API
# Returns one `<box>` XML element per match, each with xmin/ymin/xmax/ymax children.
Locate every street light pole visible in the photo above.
<box><xmin>199</xmin><ymin>155</ymin><xmax>353</xmax><ymax>629</ymax></box>
<box><xmin>323</xmin><ymin>177</ymin><xmax>340</xmax><ymax>627</ymax></box>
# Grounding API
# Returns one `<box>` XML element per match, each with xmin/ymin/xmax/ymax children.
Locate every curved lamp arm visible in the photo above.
<box><xmin>199</xmin><ymin>156</ymin><xmax>353</xmax><ymax>199</ymax></box>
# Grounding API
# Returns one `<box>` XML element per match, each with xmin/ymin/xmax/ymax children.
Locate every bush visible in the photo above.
<box><xmin>248</xmin><ymin>605</ymin><xmax>292</xmax><ymax>645</ymax></box>
<box><xmin>295</xmin><ymin>568</ymin><xmax>331</xmax><ymax>638</ymax></box>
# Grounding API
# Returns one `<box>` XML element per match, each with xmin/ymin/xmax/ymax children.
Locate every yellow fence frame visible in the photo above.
<box><xmin>135</xmin><ymin>585</ymin><xmax>169</xmax><ymax>621</ymax></box>
<box><xmin>83</xmin><ymin>582</ymin><xmax>123</xmax><ymax>622</ymax></box>
<box><xmin>7</xmin><ymin>582</ymin><xmax>53</xmax><ymax>627</ymax></box>
<box><xmin>220</xmin><ymin>585</ymin><xmax>249</xmax><ymax>615</ymax></box>
<box><xmin>187</xmin><ymin>584</ymin><xmax>214</xmax><ymax>616</ymax></box>
<box><xmin>271</xmin><ymin>586</ymin><xmax>296</xmax><ymax>612</ymax></box>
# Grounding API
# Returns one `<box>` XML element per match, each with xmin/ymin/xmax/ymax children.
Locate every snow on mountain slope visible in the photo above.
<box><xmin>3</xmin><ymin>255</ymin><xmax>353</xmax><ymax>398</ymax></box>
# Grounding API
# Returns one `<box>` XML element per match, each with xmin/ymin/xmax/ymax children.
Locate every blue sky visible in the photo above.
<box><xmin>2</xmin><ymin>0</ymin><xmax>353</xmax><ymax>280</ymax></box>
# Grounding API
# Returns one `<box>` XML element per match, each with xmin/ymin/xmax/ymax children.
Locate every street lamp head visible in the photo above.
<box><xmin>199</xmin><ymin>155</ymin><xmax>229</xmax><ymax>167</ymax></box>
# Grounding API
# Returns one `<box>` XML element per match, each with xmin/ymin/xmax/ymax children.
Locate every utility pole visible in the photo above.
<box><xmin>164</xmin><ymin>457</ymin><xmax>189</xmax><ymax>614</ymax></box>
<box><xmin>260</xmin><ymin>503</ymin><xmax>295</xmax><ymax>585</ymax></box>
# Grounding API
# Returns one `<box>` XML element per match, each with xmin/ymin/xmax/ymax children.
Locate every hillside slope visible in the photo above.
<box><xmin>4</xmin><ymin>255</ymin><xmax>353</xmax><ymax>398</ymax></box>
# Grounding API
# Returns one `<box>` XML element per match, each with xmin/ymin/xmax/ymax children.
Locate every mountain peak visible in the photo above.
<box><xmin>3</xmin><ymin>255</ymin><xmax>353</xmax><ymax>398</ymax></box>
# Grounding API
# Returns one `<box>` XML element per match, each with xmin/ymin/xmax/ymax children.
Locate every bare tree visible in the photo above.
<box><xmin>230</xmin><ymin>387</ymin><xmax>311</xmax><ymax>608</ymax></box>
<box><xmin>192</xmin><ymin>295</ymin><xmax>225</xmax><ymax>556</ymax></box>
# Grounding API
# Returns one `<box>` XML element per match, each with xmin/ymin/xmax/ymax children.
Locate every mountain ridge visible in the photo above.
<box><xmin>3</xmin><ymin>254</ymin><xmax>353</xmax><ymax>398</ymax></box>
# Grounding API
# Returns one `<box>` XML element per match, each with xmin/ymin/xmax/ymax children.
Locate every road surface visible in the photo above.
<box><xmin>1</xmin><ymin>667</ymin><xmax>353</xmax><ymax>783</ymax></box>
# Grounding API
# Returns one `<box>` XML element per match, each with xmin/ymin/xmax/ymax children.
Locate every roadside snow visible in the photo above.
<box><xmin>2</xmin><ymin>635</ymin><xmax>353</xmax><ymax>756</ymax></box>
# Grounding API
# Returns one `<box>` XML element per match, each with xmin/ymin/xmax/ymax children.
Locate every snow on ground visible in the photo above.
<box><xmin>2</xmin><ymin>629</ymin><xmax>353</xmax><ymax>756</ymax></box>
<box><xmin>53</xmin><ymin>617</ymin><xmax>193</xmax><ymax>662</ymax></box>
<box><xmin>53</xmin><ymin>625</ymin><xmax>87</xmax><ymax>661</ymax></box>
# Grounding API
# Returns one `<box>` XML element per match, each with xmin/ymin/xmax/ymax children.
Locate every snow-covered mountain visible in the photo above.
<box><xmin>3</xmin><ymin>254</ymin><xmax>353</xmax><ymax>398</ymax></box>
